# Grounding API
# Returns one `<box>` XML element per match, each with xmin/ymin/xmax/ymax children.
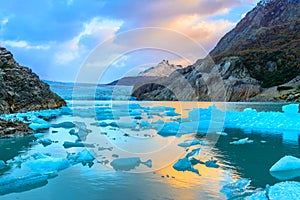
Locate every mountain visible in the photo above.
<box><xmin>0</xmin><ymin>47</ymin><xmax>66</xmax><ymax>114</ymax></box>
<box><xmin>107</xmin><ymin>60</ymin><xmax>182</xmax><ymax>86</ymax></box>
<box><xmin>132</xmin><ymin>0</ymin><xmax>300</xmax><ymax>102</ymax></box>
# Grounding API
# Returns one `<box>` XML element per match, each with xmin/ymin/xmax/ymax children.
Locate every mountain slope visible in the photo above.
<box><xmin>210</xmin><ymin>0</ymin><xmax>300</xmax><ymax>87</ymax></box>
<box><xmin>108</xmin><ymin>60</ymin><xmax>182</xmax><ymax>86</ymax></box>
<box><xmin>0</xmin><ymin>47</ymin><xmax>66</xmax><ymax>114</ymax></box>
<box><xmin>132</xmin><ymin>0</ymin><xmax>300</xmax><ymax>102</ymax></box>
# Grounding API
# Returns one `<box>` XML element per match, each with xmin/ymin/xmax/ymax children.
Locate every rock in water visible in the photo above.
<box><xmin>0</xmin><ymin>47</ymin><xmax>66</xmax><ymax>114</ymax></box>
<box><xmin>0</xmin><ymin>119</ymin><xmax>33</xmax><ymax>136</ymax></box>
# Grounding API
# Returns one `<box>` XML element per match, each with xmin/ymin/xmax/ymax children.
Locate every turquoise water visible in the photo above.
<box><xmin>0</xmin><ymin>83</ymin><xmax>299</xmax><ymax>200</ymax></box>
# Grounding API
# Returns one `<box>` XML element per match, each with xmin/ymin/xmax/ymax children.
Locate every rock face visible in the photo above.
<box><xmin>108</xmin><ymin>60</ymin><xmax>182</xmax><ymax>86</ymax></box>
<box><xmin>132</xmin><ymin>0</ymin><xmax>300</xmax><ymax>101</ymax></box>
<box><xmin>0</xmin><ymin>119</ymin><xmax>32</xmax><ymax>136</ymax></box>
<box><xmin>0</xmin><ymin>47</ymin><xmax>66</xmax><ymax>114</ymax></box>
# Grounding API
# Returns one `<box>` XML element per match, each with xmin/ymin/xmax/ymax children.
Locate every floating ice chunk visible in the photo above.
<box><xmin>205</xmin><ymin>158</ymin><xmax>220</xmax><ymax>168</ymax></box>
<box><xmin>98</xmin><ymin>147</ymin><xmax>113</xmax><ymax>151</ymax></box>
<box><xmin>67</xmin><ymin>149</ymin><xmax>95</xmax><ymax>164</ymax></box>
<box><xmin>186</xmin><ymin>148</ymin><xmax>201</xmax><ymax>159</ymax></box>
<box><xmin>0</xmin><ymin>160</ymin><xmax>6</xmax><ymax>170</ymax></box>
<box><xmin>178</xmin><ymin>140</ymin><xmax>200</xmax><ymax>147</ymax></box>
<box><xmin>270</xmin><ymin>156</ymin><xmax>300</xmax><ymax>172</ymax></box>
<box><xmin>25</xmin><ymin>157</ymin><xmax>70</xmax><ymax>173</ymax></box>
<box><xmin>230</xmin><ymin>138</ymin><xmax>253</xmax><ymax>145</ymax></box>
<box><xmin>220</xmin><ymin>178</ymin><xmax>251</xmax><ymax>199</ymax></box>
<box><xmin>33</xmin><ymin>133</ymin><xmax>44</xmax><ymax>138</ymax></box>
<box><xmin>110</xmin><ymin>157</ymin><xmax>152</xmax><ymax>171</ymax></box>
<box><xmin>157</xmin><ymin>122</ymin><xmax>180</xmax><ymax>136</ymax></box>
<box><xmin>178</xmin><ymin>140</ymin><xmax>206</xmax><ymax>147</ymax></box>
<box><xmin>282</xmin><ymin>104</ymin><xmax>299</xmax><ymax>115</ymax></box>
<box><xmin>216</xmin><ymin>131</ymin><xmax>228</xmax><ymax>136</ymax></box>
<box><xmin>269</xmin><ymin>156</ymin><xmax>300</xmax><ymax>180</ymax></box>
<box><xmin>51</xmin><ymin>121</ymin><xmax>76</xmax><ymax>129</ymax></box>
<box><xmin>246</xmin><ymin>191</ymin><xmax>268</xmax><ymax>200</ymax></box>
<box><xmin>268</xmin><ymin>181</ymin><xmax>300</xmax><ymax>200</ymax></box>
<box><xmin>129</xmin><ymin>110</ymin><xmax>142</xmax><ymax>116</ymax></box>
<box><xmin>75</xmin><ymin>149</ymin><xmax>95</xmax><ymax>163</ymax></box>
<box><xmin>29</xmin><ymin>122</ymin><xmax>51</xmax><ymax>131</ymax></box>
<box><xmin>0</xmin><ymin>173</ymin><xmax>48</xmax><ymax>195</ymax></box>
<box><xmin>173</xmin><ymin>148</ymin><xmax>201</xmax><ymax>175</ymax></box>
<box><xmin>91</xmin><ymin>122</ymin><xmax>108</xmax><ymax>127</ymax></box>
<box><xmin>38</xmin><ymin>138</ymin><xmax>52</xmax><ymax>147</ymax></box>
<box><xmin>140</xmin><ymin>121</ymin><xmax>151</xmax><ymax>128</ymax></box>
<box><xmin>164</xmin><ymin>110</ymin><xmax>180</xmax><ymax>117</ymax></box>
<box><xmin>63</xmin><ymin>141</ymin><xmax>94</xmax><ymax>149</ymax></box>
<box><xmin>173</xmin><ymin>158</ymin><xmax>200</xmax><ymax>175</ymax></box>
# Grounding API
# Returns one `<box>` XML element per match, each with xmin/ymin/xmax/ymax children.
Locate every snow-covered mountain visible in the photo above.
<box><xmin>108</xmin><ymin>60</ymin><xmax>182</xmax><ymax>86</ymax></box>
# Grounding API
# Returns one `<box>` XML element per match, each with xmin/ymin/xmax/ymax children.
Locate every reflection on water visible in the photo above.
<box><xmin>0</xmin><ymin>101</ymin><xmax>299</xmax><ymax>200</ymax></box>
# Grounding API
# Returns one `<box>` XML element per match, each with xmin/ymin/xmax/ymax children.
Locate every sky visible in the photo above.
<box><xmin>0</xmin><ymin>0</ymin><xmax>259</xmax><ymax>83</ymax></box>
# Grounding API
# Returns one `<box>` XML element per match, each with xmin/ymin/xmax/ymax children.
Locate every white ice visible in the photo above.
<box><xmin>268</xmin><ymin>181</ymin><xmax>300</xmax><ymax>200</ymax></box>
<box><xmin>270</xmin><ymin>155</ymin><xmax>300</xmax><ymax>172</ymax></box>
<box><xmin>230</xmin><ymin>138</ymin><xmax>253</xmax><ymax>145</ymax></box>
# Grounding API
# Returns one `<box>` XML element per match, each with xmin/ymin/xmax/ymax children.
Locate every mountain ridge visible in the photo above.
<box><xmin>132</xmin><ymin>0</ymin><xmax>300</xmax><ymax>102</ymax></box>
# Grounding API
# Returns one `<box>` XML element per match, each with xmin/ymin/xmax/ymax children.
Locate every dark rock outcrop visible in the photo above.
<box><xmin>0</xmin><ymin>119</ymin><xmax>32</xmax><ymax>137</ymax></box>
<box><xmin>132</xmin><ymin>0</ymin><xmax>300</xmax><ymax>102</ymax></box>
<box><xmin>0</xmin><ymin>47</ymin><xmax>66</xmax><ymax>114</ymax></box>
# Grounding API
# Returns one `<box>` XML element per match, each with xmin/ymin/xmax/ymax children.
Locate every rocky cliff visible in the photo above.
<box><xmin>0</xmin><ymin>47</ymin><xmax>66</xmax><ymax>114</ymax></box>
<box><xmin>132</xmin><ymin>0</ymin><xmax>300</xmax><ymax>102</ymax></box>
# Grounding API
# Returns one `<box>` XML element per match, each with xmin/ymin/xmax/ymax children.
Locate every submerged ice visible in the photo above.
<box><xmin>110</xmin><ymin>157</ymin><xmax>152</xmax><ymax>171</ymax></box>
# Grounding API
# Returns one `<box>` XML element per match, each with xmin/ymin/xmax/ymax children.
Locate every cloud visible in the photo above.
<box><xmin>163</xmin><ymin>15</ymin><xmax>235</xmax><ymax>51</ymax></box>
<box><xmin>0</xmin><ymin>40</ymin><xmax>50</xmax><ymax>50</ymax></box>
<box><xmin>54</xmin><ymin>17</ymin><xmax>123</xmax><ymax>65</ymax></box>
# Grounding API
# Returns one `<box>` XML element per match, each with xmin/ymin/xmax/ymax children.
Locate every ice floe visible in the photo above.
<box><xmin>230</xmin><ymin>138</ymin><xmax>253</xmax><ymax>145</ymax></box>
<box><xmin>173</xmin><ymin>148</ymin><xmax>201</xmax><ymax>175</ymax></box>
<box><xmin>110</xmin><ymin>157</ymin><xmax>152</xmax><ymax>171</ymax></box>
<box><xmin>220</xmin><ymin>178</ymin><xmax>251</xmax><ymax>199</ymax></box>
<box><xmin>268</xmin><ymin>181</ymin><xmax>300</xmax><ymax>200</ymax></box>
<box><xmin>269</xmin><ymin>155</ymin><xmax>300</xmax><ymax>180</ymax></box>
<box><xmin>178</xmin><ymin>139</ymin><xmax>206</xmax><ymax>147</ymax></box>
<box><xmin>0</xmin><ymin>173</ymin><xmax>48</xmax><ymax>195</ymax></box>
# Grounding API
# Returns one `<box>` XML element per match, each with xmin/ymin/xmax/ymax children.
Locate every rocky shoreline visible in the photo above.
<box><xmin>0</xmin><ymin>47</ymin><xmax>66</xmax><ymax>135</ymax></box>
<box><xmin>0</xmin><ymin>119</ymin><xmax>32</xmax><ymax>137</ymax></box>
<box><xmin>132</xmin><ymin>0</ymin><xmax>300</xmax><ymax>102</ymax></box>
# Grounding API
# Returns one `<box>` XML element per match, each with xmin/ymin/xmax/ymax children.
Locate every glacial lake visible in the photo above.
<box><xmin>0</xmin><ymin>83</ymin><xmax>299</xmax><ymax>200</ymax></box>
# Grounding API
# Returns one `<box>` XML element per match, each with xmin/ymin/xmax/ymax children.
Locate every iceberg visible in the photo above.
<box><xmin>0</xmin><ymin>160</ymin><xmax>6</xmax><ymax>170</ymax></box>
<box><xmin>269</xmin><ymin>155</ymin><xmax>300</xmax><ymax>180</ymax></box>
<box><xmin>246</xmin><ymin>191</ymin><xmax>268</xmax><ymax>200</ymax></box>
<box><xmin>0</xmin><ymin>173</ymin><xmax>48</xmax><ymax>195</ymax></box>
<box><xmin>173</xmin><ymin>148</ymin><xmax>201</xmax><ymax>175</ymax></box>
<box><xmin>68</xmin><ymin>149</ymin><xmax>96</xmax><ymax>165</ymax></box>
<box><xmin>178</xmin><ymin>140</ymin><xmax>206</xmax><ymax>147</ymax></box>
<box><xmin>25</xmin><ymin>157</ymin><xmax>70</xmax><ymax>173</ymax></box>
<box><xmin>268</xmin><ymin>181</ymin><xmax>300</xmax><ymax>200</ymax></box>
<box><xmin>29</xmin><ymin>122</ymin><xmax>51</xmax><ymax>131</ymax></box>
<box><xmin>63</xmin><ymin>141</ymin><xmax>95</xmax><ymax>149</ymax></box>
<box><xmin>270</xmin><ymin>155</ymin><xmax>300</xmax><ymax>172</ymax></box>
<box><xmin>110</xmin><ymin>157</ymin><xmax>152</xmax><ymax>171</ymax></box>
<box><xmin>282</xmin><ymin>104</ymin><xmax>299</xmax><ymax>115</ymax></box>
<box><xmin>173</xmin><ymin>158</ymin><xmax>200</xmax><ymax>175</ymax></box>
<box><xmin>216</xmin><ymin>131</ymin><xmax>228</xmax><ymax>136</ymax></box>
<box><xmin>33</xmin><ymin>133</ymin><xmax>44</xmax><ymax>138</ymax></box>
<box><xmin>38</xmin><ymin>138</ymin><xmax>52</xmax><ymax>147</ymax></box>
<box><xmin>51</xmin><ymin>121</ymin><xmax>76</xmax><ymax>129</ymax></box>
<box><xmin>205</xmin><ymin>158</ymin><xmax>220</xmax><ymax>168</ymax></box>
<box><xmin>157</xmin><ymin>122</ymin><xmax>180</xmax><ymax>136</ymax></box>
<box><xmin>230</xmin><ymin>138</ymin><xmax>253</xmax><ymax>145</ymax></box>
<box><xmin>220</xmin><ymin>178</ymin><xmax>251</xmax><ymax>199</ymax></box>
